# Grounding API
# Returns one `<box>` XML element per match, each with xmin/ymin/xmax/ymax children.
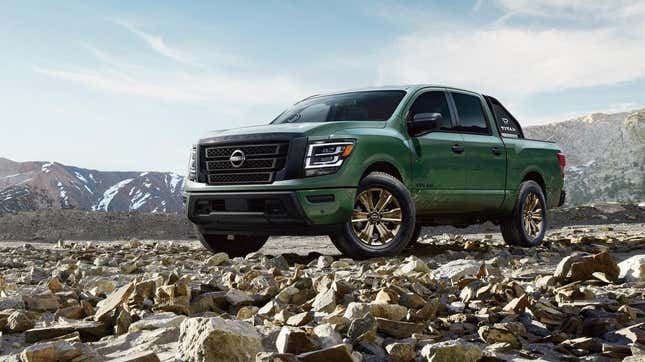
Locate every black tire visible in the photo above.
<box><xmin>500</xmin><ymin>180</ymin><xmax>547</xmax><ymax>247</ymax></box>
<box><xmin>406</xmin><ymin>224</ymin><xmax>424</xmax><ymax>249</ymax></box>
<box><xmin>330</xmin><ymin>172</ymin><xmax>416</xmax><ymax>259</ymax></box>
<box><xmin>194</xmin><ymin>225</ymin><xmax>268</xmax><ymax>257</ymax></box>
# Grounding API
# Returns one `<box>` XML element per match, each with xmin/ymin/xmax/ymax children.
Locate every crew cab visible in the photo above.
<box><xmin>184</xmin><ymin>85</ymin><xmax>566</xmax><ymax>259</ymax></box>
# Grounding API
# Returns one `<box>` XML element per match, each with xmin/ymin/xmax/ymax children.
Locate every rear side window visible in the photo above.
<box><xmin>408</xmin><ymin>91</ymin><xmax>453</xmax><ymax>130</ymax></box>
<box><xmin>451</xmin><ymin>93</ymin><xmax>489</xmax><ymax>134</ymax></box>
<box><xmin>486</xmin><ymin>96</ymin><xmax>524</xmax><ymax>138</ymax></box>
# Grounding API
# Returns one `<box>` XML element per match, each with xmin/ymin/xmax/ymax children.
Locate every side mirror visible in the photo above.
<box><xmin>409</xmin><ymin>112</ymin><xmax>443</xmax><ymax>136</ymax></box>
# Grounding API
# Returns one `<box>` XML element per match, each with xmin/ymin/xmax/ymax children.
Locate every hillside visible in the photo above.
<box><xmin>0</xmin><ymin>158</ymin><xmax>184</xmax><ymax>214</ymax></box>
<box><xmin>524</xmin><ymin>109</ymin><xmax>645</xmax><ymax>205</ymax></box>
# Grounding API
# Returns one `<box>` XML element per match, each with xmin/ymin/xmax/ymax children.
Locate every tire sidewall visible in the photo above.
<box><xmin>339</xmin><ymin>173</ymin><xmax>416</xmax><ymax>258</ymax></box>
<box><xmin>516</xmin><ymin>181</ymin><xmax>547</xmax><ymax>246</ymax></box>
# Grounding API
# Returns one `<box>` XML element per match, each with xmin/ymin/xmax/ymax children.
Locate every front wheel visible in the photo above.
<box><xmin>330</xmin><ymin>172</ymin><xmax>416</xmax><ymax>259</ymax></box>
<box><xmin>194</xmin><ymin>226</ymin><xmax>268</xmax><ymax>257</ymax></box>
<box><xmin>500</xmin><ymin>180</ymin><xmax>547</xmax><ymax>247</ymax></box>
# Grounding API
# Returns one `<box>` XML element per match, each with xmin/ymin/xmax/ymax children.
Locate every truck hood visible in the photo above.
<box><xmin>199</xmin><ymin>121</ymin><xmax>385</xmax><ymax>143</ymax></box>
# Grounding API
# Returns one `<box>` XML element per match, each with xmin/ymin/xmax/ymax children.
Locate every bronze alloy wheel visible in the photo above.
<box><xmin>522</xmin><ymin>192</ymin><xmax>544</xmax><ymax>239</ymax></box>
<box><xmin>351</xmin><ymin>187</ymin><xmax>402</xmax><ymax>247</ymax></box>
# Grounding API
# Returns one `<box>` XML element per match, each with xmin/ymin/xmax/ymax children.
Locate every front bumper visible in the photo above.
<box><xmin>185</xmin><ymin>188</ymin><xmax>355</xmax><ymax>236</ymax></box>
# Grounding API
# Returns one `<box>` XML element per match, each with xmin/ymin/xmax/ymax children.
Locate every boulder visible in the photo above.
<box><xmin>618</xmin><ymin>255</ymin><xmax>645</xmax><ymax>282</ymax></box>
<box><xmin>205</xmin><ymin>252</ymin><xmax>230</xmax><ymax>266</ymax></box>
<box><xmin>276</xmin><ymin>326</ymin><xmax>320</xmax><ymax>354</ymax></box>
<box><xmin>420</xmin><ymin>339</ymin><xmax>482</xmax><ymax>362</ymax></box>
<box><xmin>178</xmin><ymin>317</ymin><xmax>263</xmax><ymax>362</ymax></box>
<box><xmin>94</xmin><ymin>282</ymin><xmax>134</xmax><ymax>321</ymax></box>
<box><xmin>376</xmin><ymin>318</ymin><xmax>424</xmax><ymax>338</ymax></box>
<box><xmin>6</xmin><ymin>310</ymin><xmax>34</xmax><ymax>333</ymax></box>
<box><xmin>386</xmin><ymin>342</ymin><xmax>416</xmax><ymax>362</ymax></box>
<box><xmin>297</xmin><ymin>344</ymin><xmax>355</xmax><ymax>362</ymax></box>
<box><xmin>554</xmin><ymin>251</ymin><xmax>620</xmax><ymax>282</ymax></box>
<box><xmin>128</xmin><ymin>312</ymin><xmax>186</xmax><ymax>332</ymax></box>
<box><xmin>25</xmin><ymin>321</ymin><xmax>111</xmax><ymax>343</ymax></box>
<box><xmin>431</xmin><ymin>260</ymin><xmax>481</xmax><ymax>282</ymax></box>
<box><xmin>478</xmin><ymin>325</ymin><xmax>521</xmax><ymax>349</ymax></box>
<box><xmin>23</xmin><ymin>292</ymin><xmax>59</xmax><ymax>312</ymax></box>
<box><xmin>20</xmin><ymin>340</ymin><xmax>100</xmax><ymax>362</ymax></box>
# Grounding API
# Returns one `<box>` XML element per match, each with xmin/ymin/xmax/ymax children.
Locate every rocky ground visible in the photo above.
<box><xmin>0</xmin><ymin>222</ymin><xmax>644</xmax><ymax>361</ymax></box>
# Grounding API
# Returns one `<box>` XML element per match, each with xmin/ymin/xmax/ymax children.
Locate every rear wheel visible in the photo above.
<box><xmin>330</xmin><ymin>172</ymin><xmax>416</xmax><ymax>259</ymax></box>
<box><xmin>194</xmin><ymin>226</ymin><xmax>268</xmax><ymax>257</ymax></box>
<box><xmin>500</xmin><ymin>180</ymin><xmax>547</xmax><ymax>247</ymax></box>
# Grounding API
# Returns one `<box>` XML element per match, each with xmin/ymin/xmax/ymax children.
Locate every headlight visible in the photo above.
<box><xmin>304</xmin><ymin>140</ymin><xmax>354</xmax><ymax>177</ymax></box>
<box><xmin>187</xmin><ymin>145</ymin><xmax>197</xmax><ymax>181</ymax></box>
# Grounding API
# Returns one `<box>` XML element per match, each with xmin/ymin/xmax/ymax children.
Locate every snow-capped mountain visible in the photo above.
<box><xmin>525</xmin><ymin>109</ymin><xmax>645</xmax><ymax>205</ymax></box>
<box><xmin>0</xmin><ymin>158</ymin><xmax>185</xmax><ymax>214</ymax></box>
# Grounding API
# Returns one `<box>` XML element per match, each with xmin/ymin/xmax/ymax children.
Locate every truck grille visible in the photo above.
<box><xmin>202</xmin><ymin>143</ymin><xmax>288</xmax><ymax>185</ymax></box>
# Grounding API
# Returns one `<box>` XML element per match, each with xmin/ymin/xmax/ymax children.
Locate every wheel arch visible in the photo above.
<box><xmin>361</xmin><ymin>161</ymin><xmax>404</xmax><ymax>183</ymax></box>
<box><xmin>522</xmin><ymin>171</ymin><xmax>546</xmax><ymax>198</ymax></box>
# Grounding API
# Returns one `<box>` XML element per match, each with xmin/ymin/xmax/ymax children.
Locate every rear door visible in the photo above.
<box><xmin>449</xmin><ymin>90</ymin><xmax>506</xmax><ymax>211</ymax></box>
<box><xmin>407</xmin><ymin>89</ymin><xmax>467</xmax><ymax>213</ymax></box>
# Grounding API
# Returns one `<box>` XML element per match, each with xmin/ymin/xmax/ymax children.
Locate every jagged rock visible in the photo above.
<box><xmin>94</xmin><ymin>282</ymin><xmax>134</xmax><ymax>322</ymax></box>
<box><xmin>23</xmin><ymin>292</ymin><xmax>59</xmax><ymax>312</ymax></box>
<box><xmin>311</xmin><ymin>288</ymin><xmax>336</xmax><ymax>313</ymax></box>
<box><xmin>312</xmin><ymin>324</ymin><xmax>343</xmax><ymax>348</ymax></box>
<box><xmin>129</xmin><ymin>312</ymin><xmax>186</xmax><ymax>332</ymax></box>
<box><xmin>46</xmin><ymin>277</ymin><xmax>64</xmax><ymax>292</ymax></box>
<box><xmin>376</xmin><ymin>318</ymin><xmax>424</xmax><ymax>338</ymax></box>
<box><xmin>385</xmin><ymin>342</ymin><xmax>416</xmax><ymax>362</ymax></box>
<box><xmin>420</xmin><ymin>339</ymin><xmax>482</xmax><ymax>362</ymax></box>
<box><xmin>478</xmin><ymin>325</ymin><xmax>521</xmax><ymax>348</ymax></box>
<box><xmin>0</xmin><ymin>295</ymin><xmax>25</xmax><ymax>310</ymax></box>
<box><xmin>618</xmin><ymin>254</ymin><xmax>645</xmax><ymax>282</ymax></box>
<box><xmin>431</xmin><ymin>259</ymin><xmax>481</xmax><ymax>282</ymax></box>
<box><xmin>225</xmin><ymin>288</ymin><xmax>254</xmax><ymax>308</ymax></box>
<box><xmin>554</xmin><ymin>251</ymin><xmax>620</xmax><ymax>282</ymax></box>
<box><xmin>205</xmin><ymin>252</ymin><xmax>229</xmax><ymax>266</ymax></box>
<box><xmin>395</xmin><ymin>256</ymin><xmax>430</xmax><ymax>276</ymax></box>
<box><xmin>317</xmin><ymin>256</ymin><xmax>333</xmax><ymax>268</ymax></box>
<box><xmin>20</xmin><ymin>340</ymin><xmax>100</xmax><ymax>362</ymax></box>
<box><xmin>286</xmin><ymin>311</ymin><xmax>313</xmax><ymax>327</ymax></box>
<box><xmin>347</xmin><ymin>313</ymin><xmax>377</xmax><ymax>342</ymax></box>
<box><xmin>25</xmin><ymin>321</ymin><xmax>111</xmax><ymax>343</ymax></box>
<box><xmin>297</xmin><ymin>343</ymin><xmax>355</xmax><ymax>362</ymax></box>
<box><xmin>109</xmin><ymin>350</ymin><xmax>161</xmax><ymax>362</ymax></box>
<box><xmin>256</xmin><ymin>352</ymin><xmax>299</xmax><ymax>362</ymax></box>
<box><xmin>276</xmin><ymin>326</ymin><xmax>320</xmax><ymax>354</ymax></box>
<box><xmin>344</xmin><ymin>302</ymin><xmax>371</xmax><ymax>320</ymax></box>
<box><xmin>114</xmin><ymin>308</ymin><xmax>132</xmax><ymax>335</ymax></box>
<box><xmin>6</xmin><ymin>310</ymin><xmax>34</xmax><ymax>333</ymax></box>
<box><xmin>178</xmin><ymin>317</ymin><xmax>263</xmax><ymax>362</ymax></box>
<box><xmin>370</xmin><ymin>303</ymin><xmax>408</xmax><ymax>321</ymax></box>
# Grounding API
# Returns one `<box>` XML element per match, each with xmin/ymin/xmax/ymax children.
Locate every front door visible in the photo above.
<box><xmin>408</xmin><ymin>90</ymin><xmax>468</xmax><ymax>213</ymax></box>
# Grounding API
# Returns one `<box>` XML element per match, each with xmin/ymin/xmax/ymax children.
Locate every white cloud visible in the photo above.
<box><xmin>493</xmin><ymin>0</ymin><xmax>645</xmax><ymax>20</ymax></box>
<box><xmin>378</xmin><ymin>25</ymin><xmax>645</xmax><ymax>98</ymax></box>
<box><xmin>110</xmin><ymin>19</ymin><xmax>198</xmax><ymax>66</ymax></box>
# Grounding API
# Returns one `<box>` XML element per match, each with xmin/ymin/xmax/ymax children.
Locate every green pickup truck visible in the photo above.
<box><xmin>185</xmin><ymin>85</ymin><xmax>566</xmax><ymax>259</ymax></box>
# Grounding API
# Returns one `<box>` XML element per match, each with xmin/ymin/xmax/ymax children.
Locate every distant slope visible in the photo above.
<box><xmin>525</xmin><ymin>109</ymin><xmax>645</xmax><ymax>205</ymax></box>
<box><xmin>0</xmin><ymin>158</ymin><xmax>184</xmax><ymax>214</ymax></box>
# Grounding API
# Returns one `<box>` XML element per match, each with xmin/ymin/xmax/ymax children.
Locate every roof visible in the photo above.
<box><xmin>298</xmin><ymin>84</ymin><xmax>482</xmax><ymax>102</ymax></box>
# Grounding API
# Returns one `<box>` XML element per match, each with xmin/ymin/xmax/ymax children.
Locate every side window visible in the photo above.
<box><xmin>451</xmin><ymin>93</ymin><xmax>489</xmax><ymax>134</ymax></box>
<box><xmin>487</xmin><ymin>97</ymin><xmax>523</xmax><ymax>138</ymax></box>
<box><xmin>408</xmin><ymin>91</ymin><xmax>453</xmax><ymax>130</ymax></box>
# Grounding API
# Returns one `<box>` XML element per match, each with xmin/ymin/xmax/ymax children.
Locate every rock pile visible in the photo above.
<box><xmin>0</xmin><ymin>225</ymin><xmax>644</xmax><ymax>361</ymax></box>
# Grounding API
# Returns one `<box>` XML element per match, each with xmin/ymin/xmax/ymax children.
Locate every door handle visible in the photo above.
<box><xmin>451</xmin><ymin>144</ymin><xmax>464</xmax><ymax>154</ymax></box>
<box><xmin>491</xmin><ymin>146</ymin><xmax>502</xmax><ymax>156</ymax></box>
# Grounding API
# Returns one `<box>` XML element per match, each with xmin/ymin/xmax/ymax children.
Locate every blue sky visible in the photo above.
<box><xmin>1</xmin><ymin>1</ymin><xmax>645</xmax><ymax>173</ymax></box>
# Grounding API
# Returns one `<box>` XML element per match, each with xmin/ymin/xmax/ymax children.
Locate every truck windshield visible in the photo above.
<box><xmin>272</xmin><ymin>90</ymin><xmax>406</xmax><ymax>124</ymax></box>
